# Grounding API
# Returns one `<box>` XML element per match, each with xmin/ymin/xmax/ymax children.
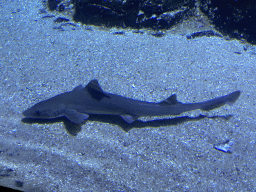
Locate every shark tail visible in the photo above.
<box><xmin>200</xmin><ymin>91</ymin><xmax>241</xmax><ymax>111</ymax></box>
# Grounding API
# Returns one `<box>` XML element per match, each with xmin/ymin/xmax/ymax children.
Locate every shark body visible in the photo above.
<box><xmin>23</xmin><ymin>80</ymin><xmax>241</xmax><ymax>124</ymax></box>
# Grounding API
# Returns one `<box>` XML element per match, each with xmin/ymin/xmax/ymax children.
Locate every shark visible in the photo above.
<box><xmin>23</xmin><ymin>79</ymin><xmax>241</xmax><ymax>124</ymax></box>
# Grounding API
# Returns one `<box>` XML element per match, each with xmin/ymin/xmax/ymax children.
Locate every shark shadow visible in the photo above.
<box><xmin>22</xmin><ymin>114</ymin><xmax>233</xmax><ymax>136</ymax></box>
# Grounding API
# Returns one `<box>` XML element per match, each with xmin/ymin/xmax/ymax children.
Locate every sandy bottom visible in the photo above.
<box><xmin>0</xmin><ymin>0</ymin><xmax>255</xmax><ymax>191</ymax></box>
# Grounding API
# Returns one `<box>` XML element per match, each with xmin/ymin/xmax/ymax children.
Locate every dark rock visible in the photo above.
<box><xmin>15</xmin><ymin>180</ymin><xmax>24</xmax><ymax>188</ymax></box>
<box><xmin>58</xmin><ymin>4</ymin><xmax>65</xmax><ymax>12</ymax></box>
<box><xmin>186</xmin><ymin>30</ymin><xmax>222</xmax><ymax>39</ymax></box>
<box><xmin>200</xmin><ymin>0</ymin><xmax>256</xmax><ymax>44</ymax></box>
<box><xmin>113</xmin><ymin>31</ymin><xmax>125</xmax><ymax>35</ymax></box>
<box><xmin>42</xmin><ymin>15</ymin><xmax>55</xmax><ymax>19</ymax></box>
<box><xmin>47</xmin><ymin>0</ymin><xmax>63</xmax><ymax>11</ymax></box>
<box><xmin>0</xmin><ymin>167</ymin><xmax>13</xmax><ymax>177</ymax></box>
<box><xmin>43</xmin><ymin>0</ymin><xmax>256</xmax><ymax>42</ymax></box>
<box><xmin>46</xmin><ymin>0</ymin><xmax>195</xmax><ymax>30</ymax></box>
<box><xmin>54</xmin><ymin>17</ymin><xmax>70</xmax><ymax>23</ymax></box>
<box><xmin>151</xmin><ymin>31</ymin><xmax>165</xmax><ymax>37</ymax></box>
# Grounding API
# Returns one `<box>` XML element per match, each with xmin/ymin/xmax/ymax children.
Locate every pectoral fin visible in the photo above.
<box><xmin>64</xmin><ymin>110</ymin><xmax>89</xmax><ymax>124</ymax></box>
<box><xmin>121</xmin><ymin>115</ymin><xmax>137</xmax><ymax>124</ymax></box>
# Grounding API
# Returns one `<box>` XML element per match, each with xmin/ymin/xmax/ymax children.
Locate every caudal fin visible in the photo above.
<box><xmin>201</xmin><ymin>91</ymin><xmax>241</xmax><ymax>111</ymax></box>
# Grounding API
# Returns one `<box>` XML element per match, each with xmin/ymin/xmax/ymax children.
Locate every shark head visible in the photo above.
<box><xmin>23</xmin><ymin>100</ymin><xmax>59</xmax><ymax>119</ymax></box>
<box><xmin>23</xmin><ymin>99</ymin><xmax>89</xmax><ymax>124</ymax></box>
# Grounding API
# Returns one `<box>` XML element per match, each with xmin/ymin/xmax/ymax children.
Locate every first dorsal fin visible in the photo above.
<box><xmin>85</xmin><ymin>79</ymin><xmax>103</xmax><ymax>93</ymax></box>
<box><xmin>159</xmin><ymin>94</ymin><xmax>178</xmax><ymax>105</ymax></box>
<box><xmin>84</xmin><ymin>79</ymin><xmax>110</xmax><ymax>101</ymax></box>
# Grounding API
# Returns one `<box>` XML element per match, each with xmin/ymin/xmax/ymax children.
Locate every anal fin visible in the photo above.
<box><xmin>121</xmin><ymin>115</ymin><xmax>137</xmax><ymax>124</ymax></box>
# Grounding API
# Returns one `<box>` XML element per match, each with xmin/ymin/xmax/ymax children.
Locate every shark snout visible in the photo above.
<box><xmin>22</xmin><ymin>108</ymin><xmax>31</xmax><ymax>117</ymax></box>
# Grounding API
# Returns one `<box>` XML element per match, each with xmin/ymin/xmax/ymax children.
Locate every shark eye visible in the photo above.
<box><xmin>35</xmin><ymin>111</ymin><xmax>41</xmax><ymax>116</ymax></box>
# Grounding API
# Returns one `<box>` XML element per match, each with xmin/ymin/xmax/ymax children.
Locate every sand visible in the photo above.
<box><xmin>0</xmin><ymin>0</ymin><xmax>255</xmax><ymax>191</ymax></box>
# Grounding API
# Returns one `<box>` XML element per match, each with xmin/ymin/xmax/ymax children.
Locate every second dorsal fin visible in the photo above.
<box><xmin>85</xmin><ymin>79</ymin><xmax>110</xmax><ymax>100</ymax></box>
<box><xmin>158</xmin><ymin>94</ymin><xmax>178</xmax><ymax>105</ymax></box>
